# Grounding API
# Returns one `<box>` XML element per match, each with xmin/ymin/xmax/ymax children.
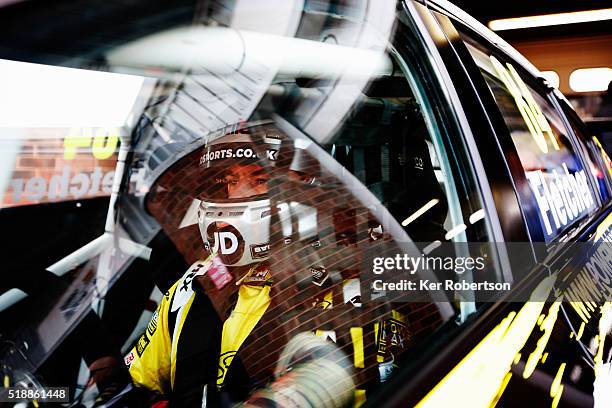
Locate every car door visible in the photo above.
<box><xmin>400</xmin><ymin>2</ymin><xmax>612</xmax><ymax>407</ymax></box>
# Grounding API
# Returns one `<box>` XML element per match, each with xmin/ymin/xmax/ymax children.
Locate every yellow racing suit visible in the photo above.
<box><xmin>125</xmin><ymin>259</ymin><xmax>415</xmax><ymax>407</ymax></box>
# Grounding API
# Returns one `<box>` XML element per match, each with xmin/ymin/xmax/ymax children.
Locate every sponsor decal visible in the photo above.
<box><xmin>217</xmin><ymin>350</ymin><xmax>237</xmax><ymax>387</ymax></box>
<box><xmin>173</xmin><ymin>261</ymin><xmax>212</xmax><ymax>311</ymax></box>
<box><xmin>146</xmin><ymin>311</ymin><xmax>159</xmax><ymax>336</ymax></box>
<box><xmin>490</xmin><ymin>56</ymin><xmax>560</xmax><ymax>154</ymax></box>
<box><xmin>376</xmin><ymin>318</ymin><xmax>408</xmax><ymax>360</ymax></box>
<box><xmin>250</xmin><ymin>242</ymin><xmax>270</xmax><ymax>259</ymax></box>
<box><xmin>208</xmin><ymin>256</ymin><xmax>233</xmax><ymax>289</ymax></box>
<box><xmin>347</xmin><ymin>295</ymin><xmax>362</xmax><ymax>307</ymax></box>
<box><xmin>415</xmin><ymin>276</ymin><xmax>556</xmax><ymax>407</ymax></box>
<box><xmin>211</xmin><ymin>232</ymin><xmax>239</xmax><ymax>255</ymax></box>
<box><xmin>562</xmin><ymin>232</ymin><xmax>612</xmax><ymax>322</ymax></box>
<box><xmin>180</xmin><ymin>271</ymin><xmax>197</xmax><ymax>292</ymax></box>
<box><xmin>241</xmin><ymin>264</ymin><xmax>272</xmax><ymax>286</ymax></box>
<box><xmin>310</xmin><ymin>266</ymin><xmax>330</xmax><ymax>287</ymax></box>
<box><xmin>526</xmin><ymin>163</ymin><xmax>594</xmax><ymax>237</ymax></box>
<box><xmin>369</xmin><ymin>225</ymin><xmax>384</xmax><ymax>241</ymax></box>
<box><xmin>136</xmin><ymin>332</ymin><xmax>150</xmax><ymax>357</ymax></box>
<box><xmin>64</xmin><ymin>127</ymin><xmax>119</xmax><ymax>160</ymax></box>
<box><xmin>124</xmin><ymin>351</ymin><xmax>135</xmax><ymax>367</ymax></box>
<box><xmin>8</xmin><ymin>165</ymin><xmax>116</xmax><ymax>206</ymax></box>
<box><xmin>179</xmin><ymin>261</ymin><xmax>208</xmax><ymax>292</ymax></box>
<box><xmin>4</xmin><ymin>128</ymin><xmax>122</xmax><ymax>208</ymax></box>
<box><xmin>206</xmin><ymin>223</ymin><xmax>245</xmax><ymax>265</ymax></box>
<box><xmin>199</xmin><ymin>146</ymin><xmax>278</xmax><ymax>166</ymax></box>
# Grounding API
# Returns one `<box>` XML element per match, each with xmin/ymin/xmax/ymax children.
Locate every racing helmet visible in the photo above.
<box><xmin>196</xmin><ymin>122</ymin><xmax>318</xmax><ymax>267</ymax></box>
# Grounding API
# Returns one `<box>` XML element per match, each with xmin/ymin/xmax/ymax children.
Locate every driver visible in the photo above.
<box><xmin>125</xmin><ymin>125</ymin><xmax>325</xmax><ymax>406</ymax></box>
<box><xmin>125</xmin><ymin>123</ymin><xmax>416</xmax><ymax>407</ymax></box>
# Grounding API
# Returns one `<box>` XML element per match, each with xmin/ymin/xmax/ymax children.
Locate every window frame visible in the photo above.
<box><xmin>397</xmin><ymin>2</ymin><xmax>514</xmax><ymax>247</ymax></box>
<box><xmin>428</xmin><ymin>17</ymin><xmax>546</xmax><ymax>246</ymax></box>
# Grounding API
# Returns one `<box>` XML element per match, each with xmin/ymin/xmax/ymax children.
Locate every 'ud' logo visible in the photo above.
<box><xmin>206</xmin><ymin>223</ymin><xmax>244</xmax><ymax>265</ymax></box>
<box><xmin>212</xmin><ymin>231</ymin><xmax>239</xmax><ymax>254</ymax></box>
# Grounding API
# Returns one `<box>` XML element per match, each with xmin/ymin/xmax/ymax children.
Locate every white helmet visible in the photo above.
<box><xmin>197</xmin><ymin>124</ymin><xmax>318</xmax><ymax>267</ymax></box>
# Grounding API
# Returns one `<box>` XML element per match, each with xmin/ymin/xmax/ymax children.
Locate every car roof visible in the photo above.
<box><xmin>416</xmin><ymin>0</ymin><xmax>543</xmax><ymax>80</ymax></box>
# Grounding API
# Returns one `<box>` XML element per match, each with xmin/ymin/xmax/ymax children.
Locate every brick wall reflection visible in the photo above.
<box><xmin>2</xmin><ymin>128</ymin><xmax>118</xmax><ymax>208</ymax></box>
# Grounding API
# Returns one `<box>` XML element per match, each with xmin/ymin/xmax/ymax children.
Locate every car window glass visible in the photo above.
<box><xmin>462</xmin><ymin>38</ymin><xmax>598</xmax><ymax>242</ymax></box>
<box><xmin>139</xmin><ymin>11</ymin><xmax>508</xmax><ymax>403</ymax></box>
<box><xmin>560</xmin><ymin>104</ymin><xmax>612</xmax><ymax>202</ymax></box>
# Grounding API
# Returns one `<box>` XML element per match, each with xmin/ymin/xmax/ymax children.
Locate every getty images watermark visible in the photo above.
<box><xmin>370</xmin><ymin>251</ymin><xmax>511</xmax><ymax>297</ymax></box>
<box><xmin>365</xmin><ymin>242</ymin><xmax>612</xmax><ymax>303</ymax></box>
